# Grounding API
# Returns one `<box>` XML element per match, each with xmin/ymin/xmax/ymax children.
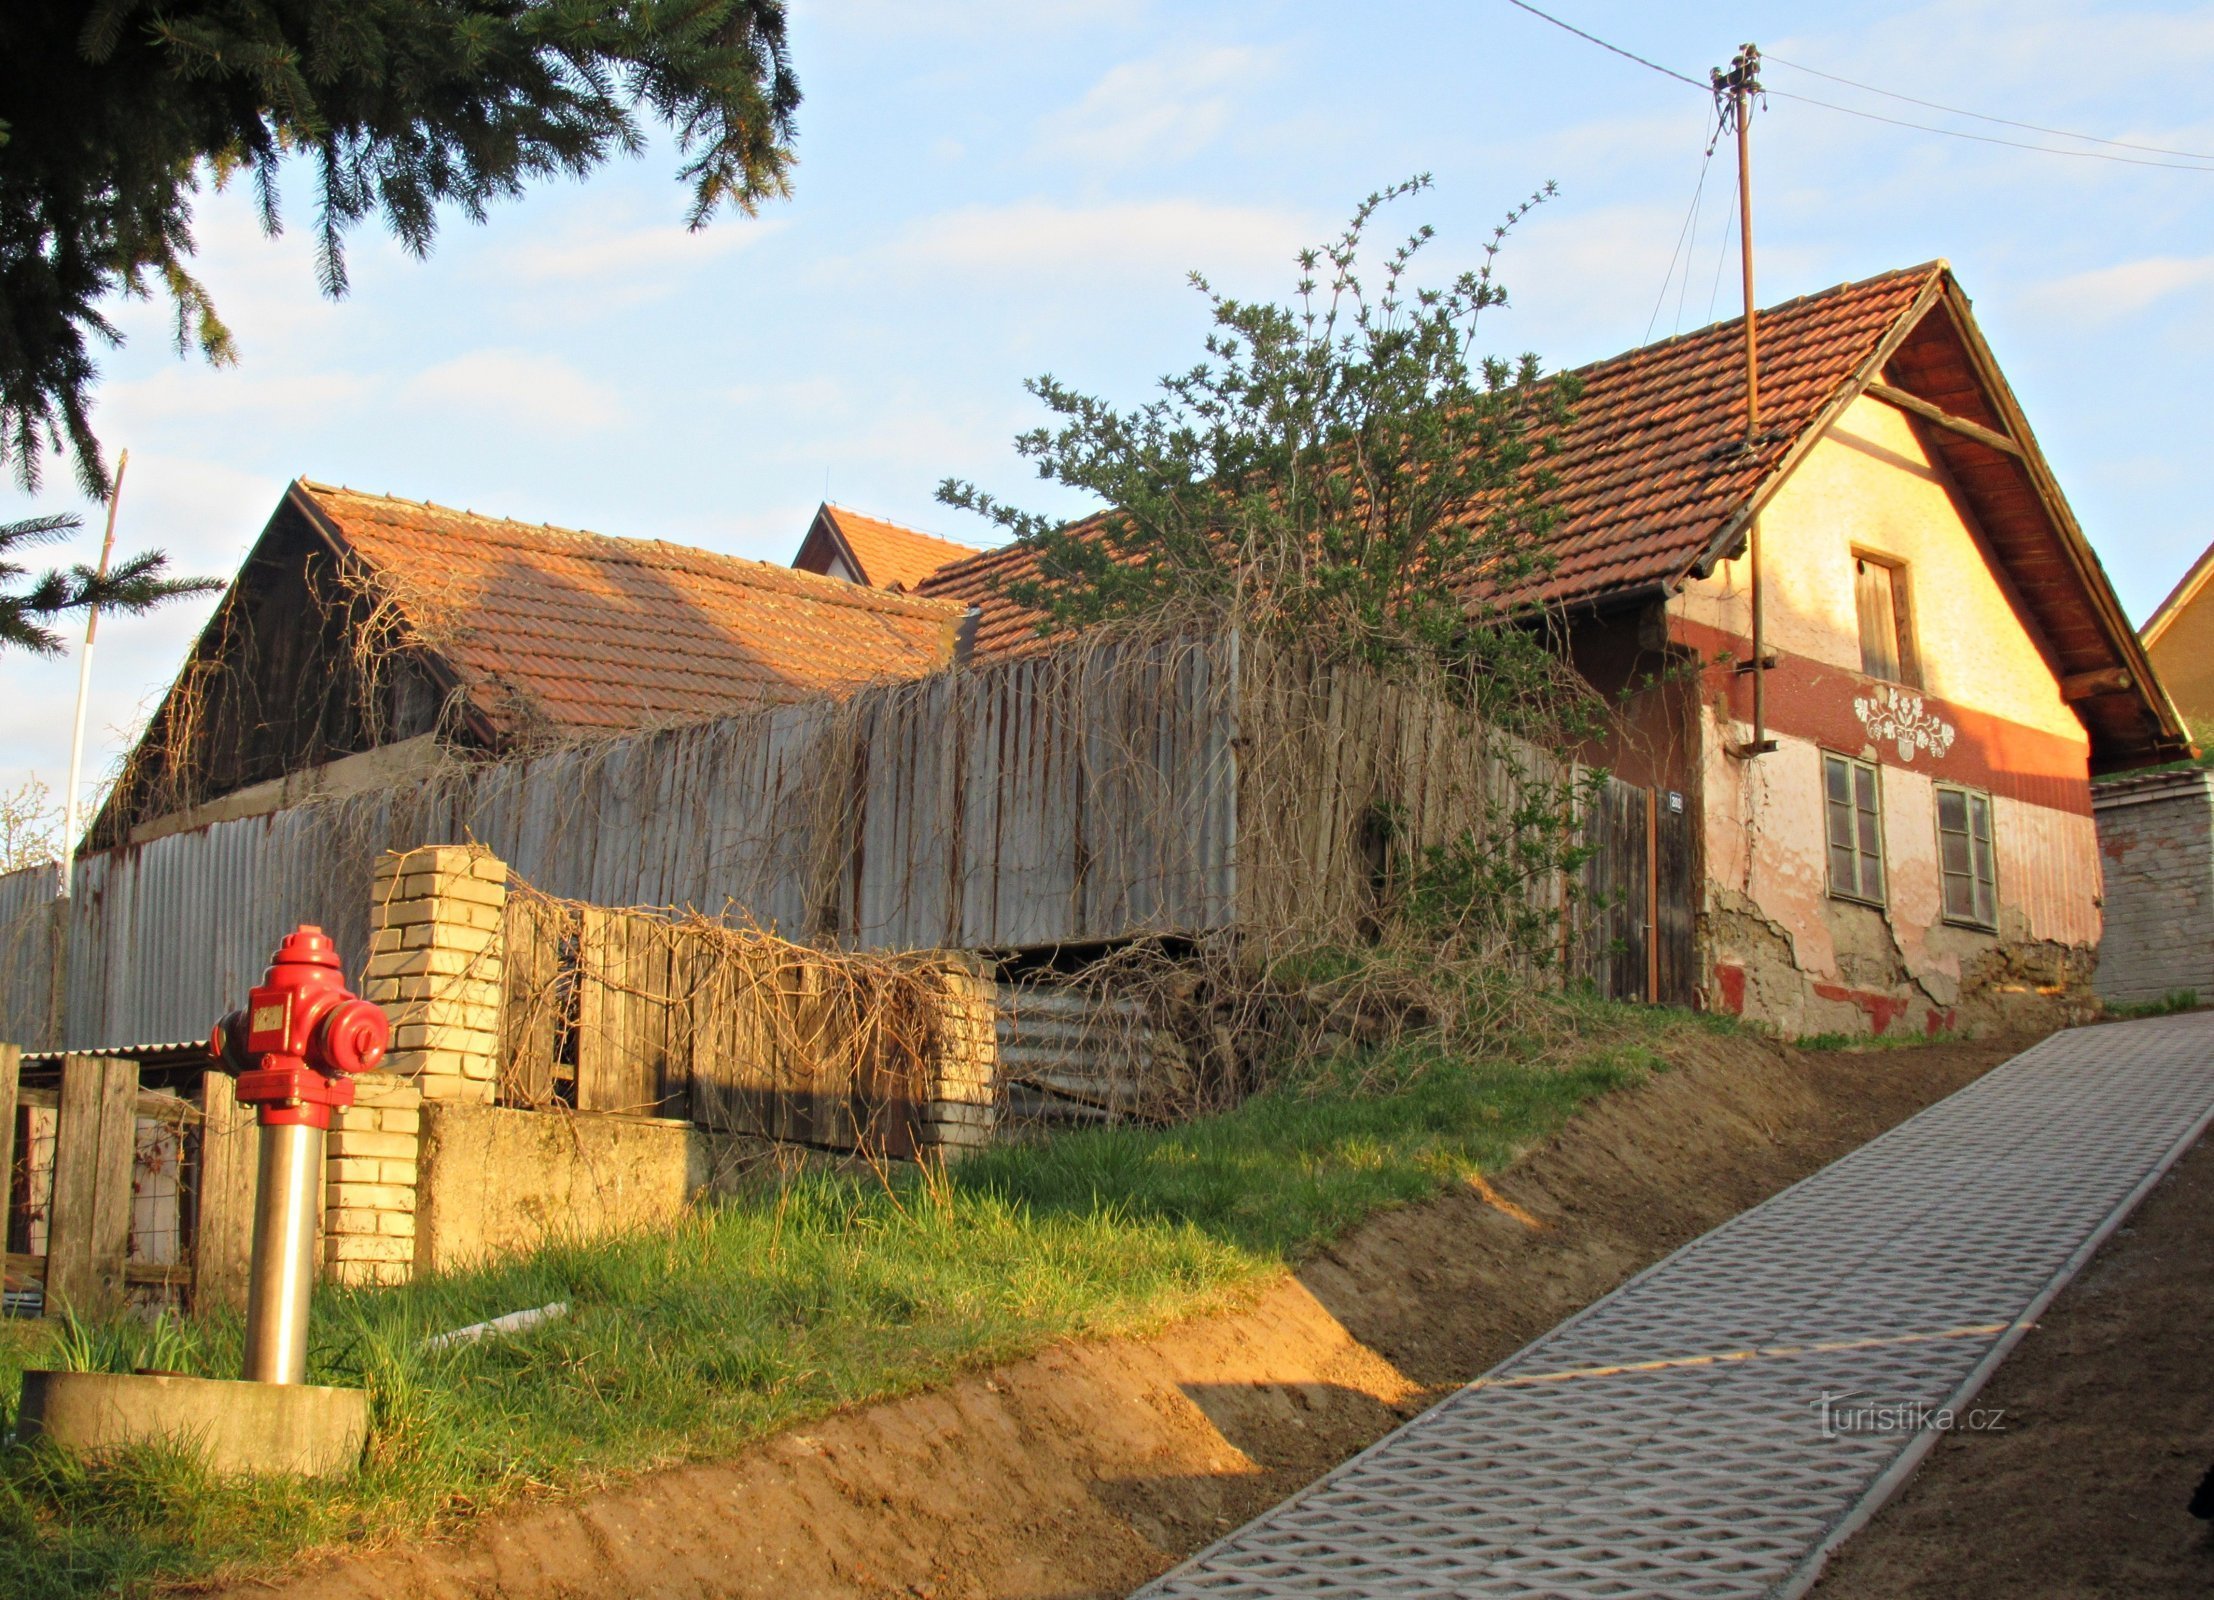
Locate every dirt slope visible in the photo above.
<box><xmin>230</xmin><ymin>1031</ymin><xmax>2024</xmax><ymax>1600</ymax></box>
<box><xmin>1813</xmin><ymin>1124</ymin><xmax>2214</xmax><ymax>1599</ymax></box>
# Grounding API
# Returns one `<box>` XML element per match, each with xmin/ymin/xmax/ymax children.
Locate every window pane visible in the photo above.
<box><xmin>1831</xmin><ymin>844</ymin><xmax>1858</xmax><ymax>890</ymax></box>
<box><xmin>1937</xmin><ymin>789</ymin><xmax>1967</xmax><ymax>835</ymax></box>
<box><xmin>1942</xmin><ymin>870</ymin><xmax>1972</xmax><ymax>921</ymax></box>
<box><xmin>1828</xmin><ymin>802</ymin><xmax>1856</xmax><ymax>850</ymax></box>
<box><xmin>1854</xmin><ymin>763</ymin><xmax>1879</xmax><ymax>813</ymax></box>
<box><xmin>1826</xmin><ymin>756</ymin><xmax>1850</xmax><ymax>805</ymax></box>
<box><xmin>1941</xmin><ymin>829</ymin><xmax>1972</xmax><ymax>875</ymax></box>
<box><xmin>1861</xmin><ymin>854</ymin><xmax>1886</xmax><ymax>903</ymax></box>
<box><xmin>1857</xmin><ymin>804</ymin><xmax>1881</xmax><ymax>859</ymax></box>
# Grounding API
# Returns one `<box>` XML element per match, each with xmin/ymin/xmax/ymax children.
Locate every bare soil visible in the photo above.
<box><xmin>1812</xmin><ymin>1124</ymin><xmax>2214</xmax><ymax>1599</ymax></box>
<box><xmin>221</xmin><ymin>1031</ymin><xmax>2027</xmax><ymax>1600</ymax></box>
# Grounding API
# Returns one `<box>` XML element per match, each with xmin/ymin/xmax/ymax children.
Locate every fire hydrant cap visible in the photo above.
<box><xmin>272</xmin><ymin>926</ymin><xmax>342</xmax><ymax>970</ymax></box>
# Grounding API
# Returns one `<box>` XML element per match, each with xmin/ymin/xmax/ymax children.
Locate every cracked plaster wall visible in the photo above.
<box><xmin>1679</xmin><ymin>396</ymin><xmax>2100</xmax><ymax>1037</ymax></box>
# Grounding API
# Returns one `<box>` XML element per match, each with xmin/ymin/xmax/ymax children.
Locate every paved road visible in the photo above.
<box><xmin>1135</xmin><ymin>1014</ymin><xmax>2214</xmax><ymax>1599</ymax></box>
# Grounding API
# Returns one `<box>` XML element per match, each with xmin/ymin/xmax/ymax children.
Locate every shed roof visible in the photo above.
<box><xmin>917</xmin><ymin>263</ymin><xmax>2185</xmax><ymax>770</ymax></box>
<box><xmin>294</xmin><ymin>482</ymin><xmax>968</xmax><ymax>738</ymax></box>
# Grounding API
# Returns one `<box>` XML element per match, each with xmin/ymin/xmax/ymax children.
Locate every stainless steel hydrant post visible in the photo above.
<box><xmin>210</xmin><ymin>925</ymin><xmax>390</xmax><ymax>1386</ymax></box>
<box><xmin>243</xmin><ymin>1122</ymin><xmax>328</xmax><ymax>1384</ymax></box>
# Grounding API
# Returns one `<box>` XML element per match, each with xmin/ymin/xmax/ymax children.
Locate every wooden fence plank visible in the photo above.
<box><xmin>193</xmin><ymin>1071</ymin><xmax>258</xmax><ymax>1314</ymax></box>
<box><xmin>575</xmin><ymin>908</ymin><xmax>618</xmax><ymax>1113</ymax></box>
<box><xmin>0</xmin><ymin>1044</ymin><xmax>17</xmax><ymax>1270</ymax></box>
<box><xmin>45</xmin><ymin>1055</ymin><xmax>138</xmax><ymax>1317</ymax></box>
<box><xmin>499</xmin><ymin>896</ymin><xmax>561</xmax><ymax>1108</ymax></box>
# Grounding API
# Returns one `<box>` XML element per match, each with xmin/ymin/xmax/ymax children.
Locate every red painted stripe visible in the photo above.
<box><xmin>1670</xmin><ymin>616</ymin><xmax>2093</xmax><ymax>817</ymax></box>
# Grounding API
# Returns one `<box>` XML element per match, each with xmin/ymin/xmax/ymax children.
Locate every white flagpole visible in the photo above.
<box><xmin>57</xmin><ymin>448</ymin><xmax>127</xmax><ymax>901</ymax></box>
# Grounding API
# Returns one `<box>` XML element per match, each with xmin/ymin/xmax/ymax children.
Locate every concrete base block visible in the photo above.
<box><xmin>15</xmin><ymin>1370</ymin><xmax>368</xmax><ymax>1478</ymax></box>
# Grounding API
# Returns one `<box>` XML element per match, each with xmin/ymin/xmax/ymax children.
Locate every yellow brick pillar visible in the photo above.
<box><xmin>329</xmin><ymin>845</ymin><xmax>508</xmax><ymax>1285</ymax></box>
<box><xmin>323</xmin><ymin>1074</ymin><xmax>423</xmax><ymax>1286</ymax></box>
<box><xmin>923</xmin><ymin>964</ymin><xmax>1000</xmax><ymax>1156</ymax></box>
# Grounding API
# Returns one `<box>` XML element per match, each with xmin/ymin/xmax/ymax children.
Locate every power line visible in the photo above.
<box><xmin>1499</xmin><ymin>0</ymin><xmax>1705</xmax><ymax>90</ymax></box>
<box><xmin>1493</xmin><ymin>0</ymin><xmax>2214</xmax><ymax>173</ymax></box>
<box><xmin>1767</xmin><ymin>87</ymin><xmax>2214</xmax><ymax>172</ymax></box>
<box><xmin>1646</xmin><ymin>133</ymin><xmax>1718</xmax><ymax>344</ymax></box>
<box><xmin>1706</xmin><ymin>171</ymin><xmax>1739</xmax><ymax>327</ymax></box>
<box><xmin>1763</xmin><ymin>53</ymin><xmax>2214</xmax><ymax>163</ymax></box>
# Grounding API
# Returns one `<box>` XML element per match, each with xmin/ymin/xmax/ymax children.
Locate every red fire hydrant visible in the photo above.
<box><xmin>210</xmin><ymin>926</ymin><xmax>389</xmax><ymax>1385</ymax></box>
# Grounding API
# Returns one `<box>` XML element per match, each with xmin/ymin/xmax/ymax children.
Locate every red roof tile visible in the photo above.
<box><xmin>816</xmin><ymin>505</ymin><xmax>981</xmax><ymax>590</ymax></box>
<box><xmin>918</xmin><ymin>264</ymin><xmax>1945</xmax><ymax>659</ymax></box>
<box><xmin>296</xmin><ymin>482</ymin><xmax>967</xmax><ymax>738</ymax></box>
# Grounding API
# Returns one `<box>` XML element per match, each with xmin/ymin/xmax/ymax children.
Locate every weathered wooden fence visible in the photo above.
<box><xmin>3</xmin><ymin>631</ymin><xmax>1698</xmax><ymax>1049</ymax></box>
<box><xmin>1</xmin><ymin>1045</ymin><xmax>257</xmax><ymax>1318</ymax></box>
<box><xmin>495</xmin><ymin>894</ymin><xmax>997</xmax><ymax>1157</ymax></box>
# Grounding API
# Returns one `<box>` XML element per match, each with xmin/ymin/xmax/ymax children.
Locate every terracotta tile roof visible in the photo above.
<box><xmin>918</xmin><ymin>264</ymin><xmax>1945</xmax><ymax>660</ymax></box>
<box><xmin>295</xmin><ymin>482</ymin><xmax>968</xmax><ymax>738</ymax></box>
<box><xmin>817</xmin><ymin>505</ymin><xmax>982</xmax><ymax>590</ymax></box>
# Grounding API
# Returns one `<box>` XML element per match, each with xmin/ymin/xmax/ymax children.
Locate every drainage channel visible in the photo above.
<box><xmin>1136</xmin><ymin>1013</ymin><xmax>2214</xmax><ymax>1599</ymax></box>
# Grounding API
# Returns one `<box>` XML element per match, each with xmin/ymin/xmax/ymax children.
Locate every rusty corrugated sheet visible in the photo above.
<box><xmin>0</xmin><ymin>862</ymin><xmax>59</xmax><ymax>1045</ymax></box>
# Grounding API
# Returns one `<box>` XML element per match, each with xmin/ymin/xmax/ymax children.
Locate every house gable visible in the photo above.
<box><xmin>794</xmin><ymin>504</ymin><xmax>980</xmax><ymax>591</ymax></box>
<box><xmin>2142</xmin><ymin>539</ymin><xmax>2214</xmax><ymax>726</ymax></box>
<box><xmin>90</xmin><ymin>496</ymin><xmax>457</xmax><ymax>847</ymax></box>
<box><xmin>1684</xmin><ymin>391</ymin><xmax>2084</xmax><ymax>762</ymax></box>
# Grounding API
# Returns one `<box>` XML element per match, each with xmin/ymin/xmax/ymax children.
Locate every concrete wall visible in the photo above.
<box><xmin>414</xmin><ymin>1103</ymin><xmax>763</xmax><ymax>1275</ymax></box>
<box><xmin>2093</xmin><ymin>768</ymin><xmax>2214</xmax><ymax>1004</ymax></box>
<box><xmin>1675</xmin><ymin>394</ymin><xmax>2100</xmax><ymax>1036</ymax></box>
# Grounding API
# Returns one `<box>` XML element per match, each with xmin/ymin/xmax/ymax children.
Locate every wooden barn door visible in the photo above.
<box><xmin>1579</xmin><ymin>777</ymin><xmax>1649</xmax><ymax>1002</ymax></box>
<box><xmin>1651</xmin><ymin>786</ymin><xmax>1698</xmax><ymax>1008</ymax></box>
<box><xmin>1578</xmin><ymin>780</ymin><xmax>1698</xmax><ymax>1008</ymax></box>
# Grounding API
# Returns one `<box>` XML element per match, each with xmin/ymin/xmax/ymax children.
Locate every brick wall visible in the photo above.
<box><xmin>326</xmin><ymin>844</ymin><xmax>507</xmax><ymax>1285</ymax></box>
<box><xmin>2092</xmin><ymin>769</ymin><xmax>2214</xmax><ymax>1004</ymax></box>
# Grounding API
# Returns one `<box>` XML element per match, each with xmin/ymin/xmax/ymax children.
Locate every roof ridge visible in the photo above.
<box><xmin>824</xmin><ymin>503</ymin><xmax>981</xmax><ymax>551</ymax></box>
<box><xmin>1567</xmin><ymin>260</ymin><xmax>1948</xmax><ymax>379</ymax></box>
<box><xmin>297</xmin><ymin>480</ymin><xmax>967</xmax><ymax>620</ymax></box>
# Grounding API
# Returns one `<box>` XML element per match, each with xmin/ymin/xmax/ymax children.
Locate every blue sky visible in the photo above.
<box><xmin>9</xmin><ymin>0</ymin><xmax>2214</xmax><ymax>813</ymax></box>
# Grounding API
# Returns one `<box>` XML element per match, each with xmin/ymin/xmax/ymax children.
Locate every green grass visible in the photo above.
<box><xmin>2101</xmin><ymin>989</ymin><xmax>2200</xmax><ymax>1020</ymax></box>
<box><xmin>0</xmin><ymin>1009</ymin><xmax>1681</xmax><ymax>1598</ymax></box>
<box><xmin>1793</xmin><ymin>1028</ymin><xmax>1967</xmax><ymax>1052</ymax></box>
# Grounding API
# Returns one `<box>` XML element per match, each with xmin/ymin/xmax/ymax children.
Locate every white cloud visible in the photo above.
<box><xmin>828</xmin><ymin>0</ymin><xmax>1133</xmax><ymax>39</ymax></box>
<box><xmin>510</xmin><ymin>218</ymin><xmax>786</xmax><ymax>284</ymax></box>
<box><xmin>1037</xmin><ymin>45</ymin><xmax>1277</xmax><ymax>167</ymax></box>
<box><xmin>880</xmin><ymin>197</ymin><xmax>1312</xmax><ymax>282</ymax></box>
<box><xmin>400</xmin><ymin>350</ymin><xmax>620</xmax><ymax>431</ymax></box>
<box><xmin>2022</xmin><ymin>255</ymin><xmax>2214</xmax><ymax>321</ymax></box>
<box><xmin>98</xmin><ymin>365</ymin><xmax>373</xmax><ymax>428</ymax></box>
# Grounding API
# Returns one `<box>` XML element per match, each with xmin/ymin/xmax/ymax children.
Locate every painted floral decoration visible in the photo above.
<box><xmin>1853</xmin><ymin>683</ymin><xmax>1957</xmax><ymax>763</ymax></box>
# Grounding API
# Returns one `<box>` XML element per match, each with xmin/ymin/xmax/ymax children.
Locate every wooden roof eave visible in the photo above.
<box><xmin>1920</xmin><ymin>291</ymin><xmax>2190</xmax><ymax>764</ymax></box>
<box><xmin>284</xmin><ymin>480</ymin><xmax>504</xmax><ymax>754</ymax></box>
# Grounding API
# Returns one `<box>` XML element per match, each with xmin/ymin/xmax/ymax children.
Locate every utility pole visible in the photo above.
<box><xmin>1716</xmin><ymin>44</ymin><xmax>1774</xmax><ymax>758</ymax></box>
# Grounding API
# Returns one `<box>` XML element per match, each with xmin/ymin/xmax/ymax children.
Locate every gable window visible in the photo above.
<box><xmin>1854</xmin><ymin>552</ymin><xmax>1921</xmax><ymax>686</ymax></box>
<box><xmin>1824</xmin><ymin>753</ymin><xmax>1886</xmax><ymax>905</ymax></box>
<box><xmin>1936</xmin><ymin>785</ymin><xmax>1999</xmax><ymax>929</ymax></box>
